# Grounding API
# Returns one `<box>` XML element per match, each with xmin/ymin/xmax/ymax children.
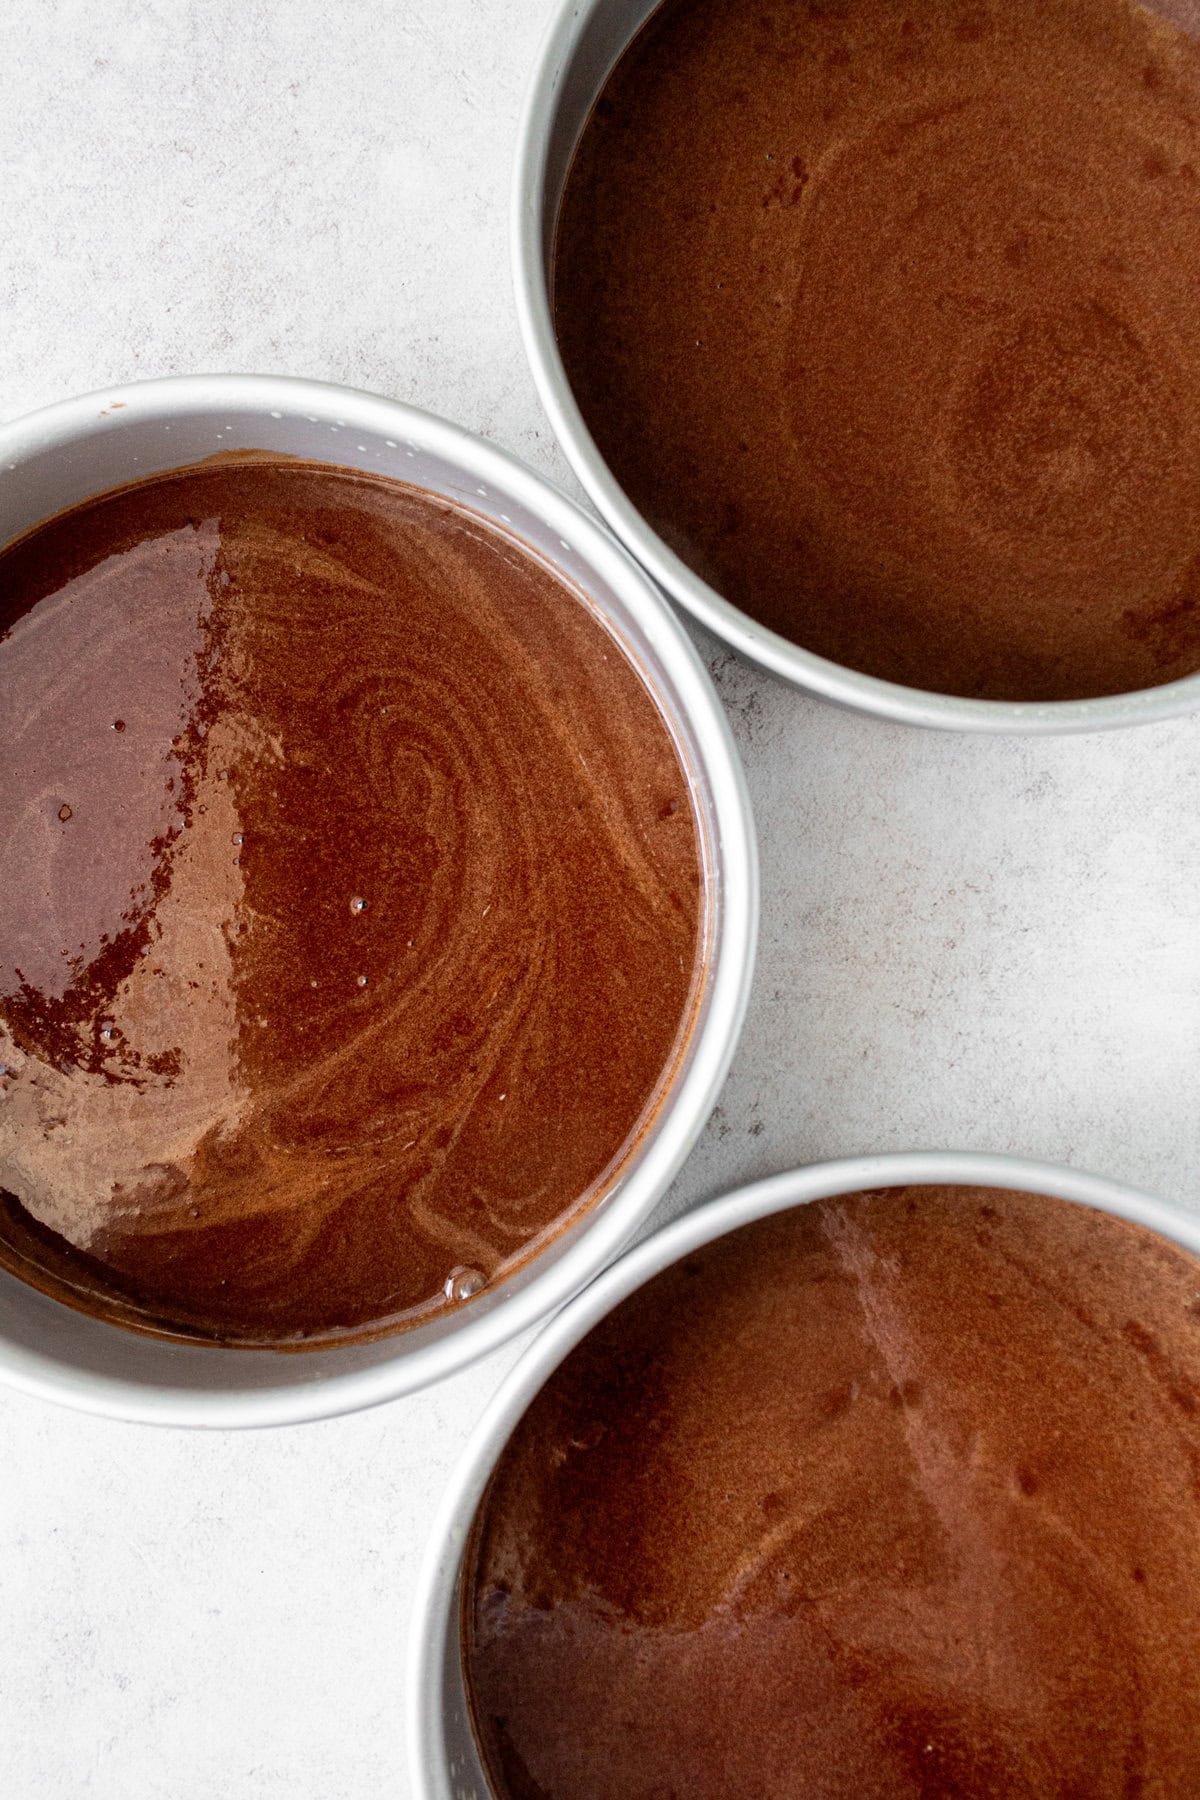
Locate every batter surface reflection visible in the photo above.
<box><xmin>0</xmin><ymin>461</ymin><xmax>702</xmax><ymax>1345</ymax></box>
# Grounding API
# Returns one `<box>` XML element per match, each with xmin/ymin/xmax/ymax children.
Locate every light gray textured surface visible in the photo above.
<box><xmin>2</xmin><ymin>3</ymin><xmax>1198</xmax><ymax>1795</ymax></box>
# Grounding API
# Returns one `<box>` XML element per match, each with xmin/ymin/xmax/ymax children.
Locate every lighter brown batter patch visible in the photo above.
<box><xmin>465</xmin><ymin>1186</ymin><xmax>1200</xmax><ymax>1798</ymax></box>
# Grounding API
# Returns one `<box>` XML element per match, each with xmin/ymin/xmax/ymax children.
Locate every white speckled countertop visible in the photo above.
<box><xmin>2</xmin><ymin>3</ymin><xmax>1199</xmax><ymax>1795</ymax></box>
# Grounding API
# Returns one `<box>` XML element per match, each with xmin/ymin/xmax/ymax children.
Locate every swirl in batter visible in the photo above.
<box><xmin>0</xmin><ymin>461</ymin><xmax>702</xmax><ymax>1345</ymax></box>
<box><xmin>466</xmin><ymin>1186</ymin><xmax>1200</xmax><ymax>1798</ymax></box>
<box><xmin>556</xmin><ymin>0</ymin><xmax>1200</xmax><ymax>699</ymax></box>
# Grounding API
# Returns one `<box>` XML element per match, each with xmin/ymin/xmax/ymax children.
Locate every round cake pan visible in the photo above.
<box><xmin>513</xmin><ymin>0</ymin><xmax>1200</xmax><ymax>734</ymax></box>
<box><xmin>0</xmin><ymin>373</ymin><xmax>758</xmax><ymax>1428</ymax></box>
<box><xmin>407</xmin><ymin>1149</ymin><xmax>1200</xmax><ymax>1798</ymax></box>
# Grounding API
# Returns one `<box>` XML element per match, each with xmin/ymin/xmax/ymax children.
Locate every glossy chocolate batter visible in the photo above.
<box><xmin>0</xmin><ymin>461</ymin><xmax>702</xmax><ymax>1345</ymax></box>
<box><xmin>465</xmin><ymin>1186</ymin><xmax>1200</xmax><ymax>1798</ymax></box>
<box><xmin>555</xmin><ymin>0</ymin><xmax>1200</xmax><ymax>700</ymax></box>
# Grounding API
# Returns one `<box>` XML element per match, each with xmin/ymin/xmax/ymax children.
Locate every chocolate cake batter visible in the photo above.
<box><xmin>0</xmin><ymin>461</ymin><xmax>702</xmax><ymax>1345</ymax></box>
<box><xmin>555</xmin><ymin>0</ymin><xmax>1200</xmax><ymax>700</ymax></box>
<box><xmin>465</xmin><ymin>1186</ymin><xmax>1200</xmax><ymax>1798</ymax></box>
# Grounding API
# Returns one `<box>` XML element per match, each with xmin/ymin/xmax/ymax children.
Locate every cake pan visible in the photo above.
<box><xmin>0</xmin><ymin>373</ymin><xmax>757</xmax><ymax>1428</ymax></box>
<box><xmin>407</xmin><ymin>1149</ymin><xmax>1200</xmax><ymax>1798</ymax></box>
<box><xmin>513</xmin><ymin>0</ymin><xmax>1200</xmax><ymax>734</ymax></box>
